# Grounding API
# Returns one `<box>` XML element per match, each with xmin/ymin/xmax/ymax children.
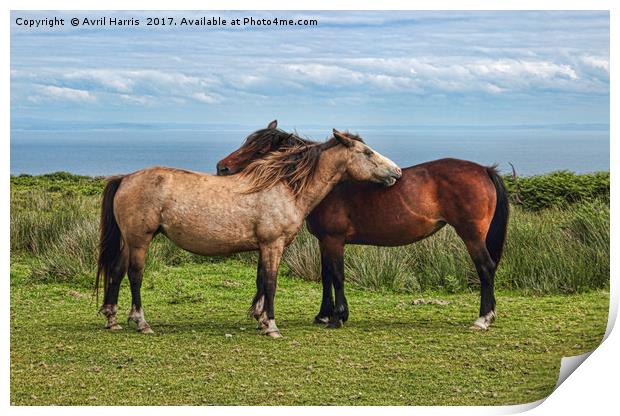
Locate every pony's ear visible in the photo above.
<box><xmin>333</xmin><ymin>129</ymin><xmax>354</xmax><ymax>148</ymax></box>
<box><xmin>267</xmin><ymin>120</ymin><xmax>278</xmax><ymax>129</ymax></box>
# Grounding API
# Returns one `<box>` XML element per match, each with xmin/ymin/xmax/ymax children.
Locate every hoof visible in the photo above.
<box><xmin>470</xmin><ymin>311</ymin><xmax>496</xmax><ymax>331</ymax></box>
<box><xmin>140</xmin><ymin>326</ymin><xmax>154</xmax><ymax>334</ymax></box>
<box><xmin>470</xmin><ymin>322</ymin><xmax>488</xmax><ymax>331</ymax></box>
<box><xmin>266</xmin><ymin>331</ymin><xmax>282</xmax><ymax>338</ymax></box>
<box><xmin>314</xmin><ymin>315</ymin><xmax>329</xmax><ymax>324</ymax></box>
<box><xmin>257</xmin><ymin>311</ymin><xmax>271</xmax><ymax>331</ymax></box>
<box><xmin>326</xmin><ymin>319</ymin><xmax>343</xmax><ymax>329</ymax></box>
<box><xmin>106</xmin><ymin>324</ymin><xmax>123</xmax><ymax>331</ymax></box>
<box><xmin>261</xmin><ymin>319</ymin><xmax>280</xmax><ymax>337</ymax></box>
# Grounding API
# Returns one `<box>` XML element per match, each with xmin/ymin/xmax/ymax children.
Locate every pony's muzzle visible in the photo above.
<box><xmin>216</xmin><ymin>163</ymin><xmax>230</xmax><ymax>176</ymax></box>
<box><xmin>381</xmin><ymin>167</ymin><xmax>402</xmax><ymax>186</ymax></box>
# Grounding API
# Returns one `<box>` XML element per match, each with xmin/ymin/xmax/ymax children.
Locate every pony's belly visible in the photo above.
<box><xmin>348</xmin><ymin>219</ymin><xmax>446</xmax><ymax>246</ymax></box>
<box><xmin>160</xmin><ymin>221</ymin><xmax>259</xmax><ymax>256</ymax></box>
<box><xmin>171</xmin><ymin>235</ymin><xmax>258</xmax><ymax>256</ymax></box>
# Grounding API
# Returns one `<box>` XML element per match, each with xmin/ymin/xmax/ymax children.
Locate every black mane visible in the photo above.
<box><xmin>242</xmin><ymin>128</ymin><xmax>315</xmax><ymax>151</ymax></box>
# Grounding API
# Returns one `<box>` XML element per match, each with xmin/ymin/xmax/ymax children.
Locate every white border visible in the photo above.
<box><xmin>3</xmin><ymin>1</ymin><xmax>617</xmax><ymax>414</ymax></box>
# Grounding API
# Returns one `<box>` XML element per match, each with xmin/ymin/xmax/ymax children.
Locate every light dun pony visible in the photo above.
<box><xmin>96</xmin><ymin>128</ymin><xmax>401</xmax><ymax>337</ymax></box>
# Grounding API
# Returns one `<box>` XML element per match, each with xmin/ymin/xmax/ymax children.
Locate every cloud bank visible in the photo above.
<box><xmin>10</xmin><ymin>11</ymin><xmax>609</xmax><ymax>127</ymax></box>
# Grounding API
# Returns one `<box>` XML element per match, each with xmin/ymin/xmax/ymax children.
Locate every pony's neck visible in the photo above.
<box><xmin>296</xmin><ymin>145</ymin><xmax>349</xmax><ymax>215</ymax></box>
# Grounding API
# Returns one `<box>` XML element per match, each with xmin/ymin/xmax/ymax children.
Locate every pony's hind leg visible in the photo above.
<box><xmin>461</xmin><ymin>236</ymin><xmax>497</xmax><ymax>330</ymax></box>
<box><xmin>126</xmin><ymin>244</ymin><xmax>153</xmax><ymax>334</ymax></box>
<box><xmin>320</xmin><ymin>236</ymin><xmax>347</xmax><ymax>329</ymax></box>
<box><xmin>314</xmin><ymin>238</ymin><xmax>337</xmax><ymax>324</ymax></box>
<box><xmin>99</xmin><ymin>249</ymin><xmax>128</xmax><ymax>330</ymax></box>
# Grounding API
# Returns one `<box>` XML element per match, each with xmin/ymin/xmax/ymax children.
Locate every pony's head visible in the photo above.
<box><xmin>331</xmin><ymin>129</ymin><xmax>402</xmax><ymax>186</ymax></box>
<box><xmin>216</xmin><ymin>120</ymin><xmax>312</xmax><ymax>175</ymax></box>
<box><xmin>240</xmin><ymin>129</ymin><xmax>401</xmax><ymax>198</ymax></box>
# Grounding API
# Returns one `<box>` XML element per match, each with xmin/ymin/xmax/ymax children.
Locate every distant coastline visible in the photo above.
<box><xmin>10</xmin><ymin>120</ymin><xmax>611</xmax><ymax>132</ymax></box>
<box><xmin>10</xmin><ymin>126</ymin><xmax>610</xmax><ymax>177</ymax></box>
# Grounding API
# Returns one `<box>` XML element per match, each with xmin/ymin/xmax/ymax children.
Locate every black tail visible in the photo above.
<box><xmin>95</xmin><ymin>176</ymin><xmax>125</xmax><ymax>302</ymax></box>
<box><xmin>485</xmin><ymin>166</ymin><xmax>509</xmax><ymax>265</ymax></box>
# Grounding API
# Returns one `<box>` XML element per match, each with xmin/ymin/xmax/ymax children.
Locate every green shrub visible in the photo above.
<box><xmin>503</xmin><ymin>170</ymin><xmax>609</xmax><ymax>211</ymax></box>
<box><xmin>497</xmin><ymin>200</ymin><xmax>609</xmax><ymax>293</ymax></box>
<box><xmin>10</xmin><ymin>190</ymin><xmax>98</xmax><ymax>254</ymax></box>
<box><xmin>10</xmin><ymin>172</ymin><xmax>610</xmax><ymax>294</ymax></box>
<box><xmin>11</xmin><ymin>172</ymin><xmax>106</xmax><ymax>196</ymax></box>
<box><xmin>30</xmin><ymin>217</ymin><xmax>99</xmax><ymax>285</ymax></box>
<box><xmin>403</xmin><ymin>227</ymin><xmax>474</xmax><ymax>291</ymax></box>
<box><xmin>283</xmin><ymin>227</ymin><xmax>321</xmax><ymax>282</ymax></box>
<box><xmin>345</xmin><ymin>245</ymin><xmax>420</xmax><ymax>292</ymax></box>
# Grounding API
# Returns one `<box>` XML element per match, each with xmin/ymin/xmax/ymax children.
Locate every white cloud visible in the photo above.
<box><xmin>580</xmin><ymin>56</ymin><xmax>609</xmax><ymax>72</ymax></box>
<box><xmin>37</xmin><ymin>85</ymin><xmax>96</xmax><ymax>102</ymax></box>
<box><xmin>191</xmin><ymin>92</ymin><xmax>220</xmax><ymax>104</ymax></box>
<box><xmin>284</xmin><ymin>64</ymin><xmax>364</xmax><ymax>85</ymax></box>
<box><xmin>10</xmin><ymin>11</ymin><xmax>608</xmax><ymax>123</ymax></box>
<box><xmin>119</xmin><ymin>94</ymin><xmax>154</xmax><ymax>105</ymax></box>
<box><xmin>65</xmin><ymin>69</ymin><xmax>134</xmax><ymax>93</ymax></box>
<box><xmin>65</xmin><ymin>69</ymin><xmax>221</xmax><ymax>103</ymax></box>
<box><xmin>483</xmin><ymin>83</ymin><xmax>506</xmax><ymax>94</ymax></box>
<box><xmin>274</xmin><ymin>57</ymin><xmax>586</xmax><ymax>95</ymax></box>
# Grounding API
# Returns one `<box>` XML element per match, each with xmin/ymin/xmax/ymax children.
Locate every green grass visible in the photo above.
<box><xmin>10</xmin><ymin>258</ymin><xmax>608</xmax><ymax>406</ymax></box>
<box><xmin>11</xmin><ymin>177</ymin><xmax>610</xmax><ymax>294</ymax></box>
<box><xmin>10</xmin><ymin>172</ymin><xmax>610</xmax><ymax>405</ymax></box>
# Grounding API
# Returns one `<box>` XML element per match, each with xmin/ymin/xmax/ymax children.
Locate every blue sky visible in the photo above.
<box><xmin>10</xmin><ymin>11</ymin><xmax>609</xmax><ymax>129</ymax></box>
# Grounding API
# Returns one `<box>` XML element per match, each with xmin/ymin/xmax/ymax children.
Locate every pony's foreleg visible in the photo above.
<box><xmin>99</xmin><ymin>252</ymin><xmax>127</xmax><ymax>330</ymax></box>
<box><xmin>249</xmin><ymin>255</ymin><xmax>266</xmax><ymax>325</ymax></box>
<box><xmin>126</xmin><ymin>245</ymin><xmax>153</xmax><ymax>334</ymax></box>
<box><xmin>313</xmin><ymin>239</ymin><xmax>336</xmax><ymax>324</ymax></box>
<box><xmin>258</xmin><ymin>240</ymin><xmax>285</xmax><ymax>338</ymax></box>
<box><xmin>321</xmin><ymin>237</ymin><xmax>347</xmax><ymax>329</ymax></box>
<box><xmin>462</xmin><ymin>236</ymin><xmax>497</xmax><ymax>330</ymax></box>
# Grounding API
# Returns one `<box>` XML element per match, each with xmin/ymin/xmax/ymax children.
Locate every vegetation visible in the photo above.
<box><xmin>11</xmin><ymin>171</ymin><xmax>610</xmax><ymax>294</ymax></box>
<box><xmin>286</xmin><ymin>199</ymin><xmax>609</xmax><ymax>294</ymax></box>
<box><xmin>503</xmin><ymin>170</ymin><xmax>609</xmax><ymax>211</ymax></box>
<box><xmin>10</xmin><ymin>261</ymin><xmax>608</xmax><ymax>405</ymax></box>
<box><xmin>11</xmin><ymin>168</ymin><xmax>610</xmax><ymax>208</ymax></box>
<box><xmin>11</xmin><ymin>171</ymin><xmax>105</xmax><ymax>196</ymax></box>
<box><xmin>9</xmin><ymin>171</ymin><xmax>610</xmax><ymax>405</ymax></box>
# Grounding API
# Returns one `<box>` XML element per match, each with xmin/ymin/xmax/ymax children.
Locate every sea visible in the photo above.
<box><xmin>10</xmin><ymin>126</ymin><xmax>610</xmax><ymax>177</ymax></box>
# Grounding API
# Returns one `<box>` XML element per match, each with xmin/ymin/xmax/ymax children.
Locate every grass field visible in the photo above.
<box><xmin>9</xmin><ymin>172</ymin><xmax>610</xmax><ymax>405</ymax></box>
<box><xmin>10</xmin><ymin>172</ymin><xmax>610</xmax><ymax>294</ymax></box>
<box><xmin>10</xmin><ymin>258</ymin><xmax>608</xmax><ymax>406</ymax></box>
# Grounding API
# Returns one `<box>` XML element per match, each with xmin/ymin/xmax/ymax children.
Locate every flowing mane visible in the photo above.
<box><xmin>241</xmin><ymin>132</ymin><xmax>364</xmax><ymax>198</ymax></box>
<box><xmin>238</xmin><ymin>127</ymin><xmax>315</xmax><ymax>158</ymax></box>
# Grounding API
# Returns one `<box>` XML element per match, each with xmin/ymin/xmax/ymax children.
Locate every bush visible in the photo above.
<box><xmin>503</xmin><ymin>170</ymin><xmax>609</xmax><ymax>211</ymax></box>
<box><xmin>283</xmin><ymin>226</ymin><xmax>321</xmax><ymax>282</ymax></box>
<box><xmin>30</xmin><ymin>217</ymin><xmax>99</xmax><ymax>285</ymax></box>
<box><xmin>346</xmin><ymin>245</ymin><xmax>421</xmax><ymax>292</ymax></box>
<box><xmin>10</xmin><ymin>172</ymin><xmax>610</xmax><ymax>294</ymax></box>
<box><xmin>10</xmin><ymin>191</ymin><xmax>99</xmax><ymax>254</ymax></box>
<box><xmin>11</xmin><ymin>172</ymin><xmax>106</xmax><ymax>196</ymax></box>
<box><xmin>498</xmin><ymin>200</ymin><xmax>609</xmax><ymax>293</ymax></box>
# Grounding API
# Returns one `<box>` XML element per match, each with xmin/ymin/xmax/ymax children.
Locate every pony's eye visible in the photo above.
<box><xmin>364</xmin><ymin>149</ymin><xmax>373</xmax><ymax>157</ymax></box>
